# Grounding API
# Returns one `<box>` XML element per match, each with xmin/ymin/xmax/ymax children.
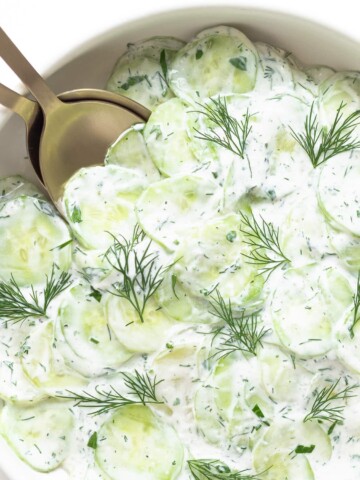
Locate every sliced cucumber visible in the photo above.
<box><xmin>271</xmin><ymin>265</ymin><xmax>353</xmax><ymax>356</ymax></box>
<box><xmin>0</xmin><ymin>400</ymin><xmax>74</xmax><ymax>472</ymax></box>
<box><xmin>135</xmin><ymin>174</ymin><xmax>220</xmax><ymax>251</ymax></box>
<box><xmin>318</xmin><ymin>71</ymin><xmax>360</xmax><ymax>126</ymax></box>
<box><xmin>305</xmin><ymin>65</ymin><xmax>336</xmax><ymax>85</ymax></box>
<box><xmin>95</xmin><ymin>404</ymin><xmax>184</xmax><ymax>480</ymax></box>
<box><xmin>105</xmin><ymin>124</ymin><xmax>160</xmax><ymax>182</ymax></box>
<box><xmin>106</xmin><ymin>295</ymin><xmax>174</xmax><ymax>353</ymax></box>
<box><xmin>337</xmin><ymin>305</ymin><xmax>360</xmax><ymax>374</ymax></box>
<box><xmin>328</xmin><ymin>227</ymin><xmax>360</xmax><ymax>272</ymax></box>
<box><xmin>0</xmin><ymin>195</ymin><xmax>72</xmax><ymax>285</ymax></box>
<box><xmin>174</xmin><ymin>213</ymin><xmax>264</xmax><ymax>310</ymax></box>
<box><xmin>62</xmin><ymin>165</ymin><xmax>147</xmax><ymax>250</ymax></box>
<box><xmin>21</xmin><ymin>322</ymin><xmax>86</xmax><ymax>395</ymax></box>
<box><xmin>152</xmin><ymin>343</ymin><xmax>200</xmax><ymax>408</ymax></box>
<box><xmin>0</xmin><ymin>175</ymin><xmax>42</xmax><ymax>203</ymax></box>
<box><xmin>0</xmin><ymin>329</ymin><xmax>44</xmax><ymax>404</ymax></box>
<box><xmin>282</xmin><ymin>194</ymin><xmax>333</xmax><ymax>266</ymax></box>
<box><xmin>194</xmin><ymin>353</ymin><xmax>260</xmax><ymax>450</ymax></box>
<box><xmin>156</xmin><ymin>270</ymin><xmax>214</xmax><ymax>324</ymax></box>
<box><xmin>252</xmin><ymin>418</ymin><xmax>332</xmax><ymax>479</ymax></box>
<box><xmin>56</xmin><ymin>285</ymin><xmax>132</xmax><ymax>377</ymax></box>
<box><xmin>254</xmin><ymin>450</ymin><xmax>314</xmax><ymax>480</ymax></box>
<box><xmin>258</xmin><ymin>344</ymin><xmax>312</xmax><ymax>402</ymax></box>
<box><xmin>144</xmin><ymin>98</ymin><xmax>203</xmax><ymax>176</ymax></box>
<box><xmin>318</xmin><ymin>151</ymin><xmax>360</xmax><ymax>236</ymax></box>
<box><xmin>106</xmin><ymin>36</ymin><xmax>185</xmax><ymax>110</ymax></box>
<box><xmin>255</xmin><ymin>42</ymin><xmax>296</xmax><ymax>91</ymax></box>
<box><xmin>169</xmin><ymin>26</ymin><xmax>258</xmax><ymax>103</ymax></box>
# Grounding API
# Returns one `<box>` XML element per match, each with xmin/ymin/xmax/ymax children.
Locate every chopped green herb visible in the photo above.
<box><xmin>89</xmin><ymin>287</ymin><xmax>102</xmax><ymax>303</ymax></box>
<box><xmin>229</xmin><ymin>56</ymin><xmax>247</xmax><ymax>71</ymax></box>
<box><xmin>120</xmin><ymin>75</ymin><xmax>150</xmax><ymax>91</ymax></box>
<box><xmin>294</xmin><ymin>444</ymin><xmax>315</xmax><ymax>454</ymax></box>
<box><xmin>70</xmin><ymin>205</ymin><xmax>82</xmax><ymax>223</ymax></box>
<box><xmin>226</xmin><ymin>230</ymin><xmax>237</xmax><ymax>243</ymax></box>
<box><xmin>196</xmin><ymin>49</ymin><xmax>203</xmax><ymax>60</ymax></box>
<box><xmin>87</xmin><ymin>431</ymin><xmax>98</xmax><ymax>449</ymax></box>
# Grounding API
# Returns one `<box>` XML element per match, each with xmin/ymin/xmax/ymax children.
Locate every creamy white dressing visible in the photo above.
<box><xmin>0</xmin><ymin>26</ymin><xmax>360</xmax><ymax>480</ymax></box>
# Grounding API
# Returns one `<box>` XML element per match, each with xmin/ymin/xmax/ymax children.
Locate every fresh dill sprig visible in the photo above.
<box><xmin>0</xmin><ymin>265</ymin><xmax>72</xmax><ymax>324</ymax></box>
<box><xmin>104</xmin><ymin>225</ymin><xmax>165</xmax><ymax>323</ymax></box>
<box><xmin>192</xmin><ymin>97</ymin><xmax>253</xmax><ymax>173</ymax></box>
<box><xmin>239</xmin><ymin>212</ymin><xmax>290</xmax><ymax>279</ymax></box>
<box><xmin>303</xmin><ymin>378</ymin><xmax>358</xmax><ymax>424</ymax></box>
<box><xmin>290</xmin><ymin>101</ymin><xmax>360</xmax><ymax>168</ymax></box>
<box><xmin>59</xmin><ymin>370</ymin><xmax>164</xmax><ymax>416</ymax></box>
<box><xmin>188</xmin><ymin>459</ymin><xmax>263</xmax><ymax>480</ymax></box>
<box><xmin>209</xmin><ymin>289</ymin><xmax>269</xmax><ymax>358</ymax></box>
<box><xmin>349</xmin><ymin>272</ymin><xmax>360</xmax><ymax>338</ymax></box>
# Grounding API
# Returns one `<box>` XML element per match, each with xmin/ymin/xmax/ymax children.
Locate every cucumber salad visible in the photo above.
<box><xmin>0</xmin><ymin>25</ymin><xmax>360</xmax><ymax>480</ymax></box>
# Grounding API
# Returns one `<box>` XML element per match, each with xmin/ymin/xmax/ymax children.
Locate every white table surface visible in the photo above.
<box><xmin>0</xmin><ymin>0</ymin><xmax>359</xmax><ymax>93</ymax></box>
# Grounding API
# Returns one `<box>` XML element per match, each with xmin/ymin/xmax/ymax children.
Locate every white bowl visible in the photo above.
<box><xmin>0</xmin><ymin>6</ymin><xmax>359</xmax><ymax>480</ymax></box>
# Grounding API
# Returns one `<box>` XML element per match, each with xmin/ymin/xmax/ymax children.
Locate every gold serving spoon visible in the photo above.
<box><xmin>0</xmin><ymin>28</ymin><xmax>150</xmax><ymax>203</ymax></box>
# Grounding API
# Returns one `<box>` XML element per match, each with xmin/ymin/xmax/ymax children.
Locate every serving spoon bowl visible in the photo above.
<box><xmin>0</xmin><ymin>28</ymin><xmax>150</xmax><ymax>203</ymax></box>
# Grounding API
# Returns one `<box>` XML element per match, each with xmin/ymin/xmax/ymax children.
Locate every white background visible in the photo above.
<box><xmin>0</xmin><ymin>0</ymin><xmax>359</xmax><ymax>92</ymax></box>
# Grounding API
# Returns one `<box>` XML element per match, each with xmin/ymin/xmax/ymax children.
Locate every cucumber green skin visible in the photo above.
<box><xmin>169</xmin><ymin>26</ymin><xmax>258</xmax><ymax>103</ymax></box>
<box><xmin>95</xmin><ymin>405</ymin><xmax>184</xmax><ymax>480</ymax></box>
<box><xmin>0</xmin><ymin>400</ymin><xmax>74</xmax><ymax>472</ymax></box>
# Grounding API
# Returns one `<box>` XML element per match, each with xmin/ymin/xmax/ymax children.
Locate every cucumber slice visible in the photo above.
<box><xmin>156</xmin><ymin>270</ymin><xmax>214</xmax><ymax>324</ymax></box>
<box><xmin>174</xmin><ymin>213</ymin><xmax>264</xmax><ymax>310</ymax></box>
<box><xmin>0</xmin><ymin>195</ymin><xmax>72</xmax><ymax>285</ymax></box>
<box><xmin>95</xmin><ymin>404</ymin><xmax>184</xmax><ymax>480</ymax></box>
<box><xmin>0</xmin><ymin>400</ymin><xmax>74</xmax><ymax>472</ymax></box>
<box><xmin>305</xmin><ymin>65</ymin><xmax>336</xmax><ymax>85</ymax></box>
<box><xmin>328</xmin><ymin>227</ymin><xmax>360</xmax><ymax>272</ymax></box>
<box><xmin>318</xmin><ymin>152</ymin><xmax>360</xmax><ymax>236</ymax></box>
<box><xmin>255</xmin><ymin>42</ymin><xmax>296</xmax><ymax>91</ymax></box>
<box><xmin>152</xmin><ymin>343</ymin><xmax>200</xmax><ymax>409</ymax></box>
<box><xmin>106</xmin><ymin>295</ymin><xmax>173</xmax><ymax>353</ymax></box>
<box><xmin>0</xmin><ymin>328</ymin><xmax>44</xmax><ymax>404</ymax></box>
<box><xmin>21</xmin><ymin>322</ymin><xmax>86</xmax><ymax>395</ymax></box>
<box><xmin>282</xmin><ymin>194</ymin><xmax>333</xmax><ymax>266</ymax></box>
<box><xmin>337</xmin><ymin>305</ymin><xmax>360</xmax><ymax>374</ymax></box>
<box><xmin>56</xmin><ymin>285</ymin><xmax>132</xmax><ymax>377</ymax></box>
<box><xmin>135</xmin><ymin>174</ymin><xmax>220</xmax><ymax>251</ymax></box>
<box><xmin>318</xmin><ymin>71</ymin><xmax>360</xmax><ymax>126</ymax></box>
<box><xmin>271</xmin><ymin>265</ymin><xmax>353</xmax><ymax>356</ymax></box>
<box><xmin>252</xmin><ymin>419</ymin><xmax>332</xmax><ymax>479</ymax></box>
<box><xmin>62</xmin><ymin>165</ymin><xmax>147</xmax><ymax>250</ymax></box>
<box><xmin>106</xmin><ymin>36</ymin><xmax>185</xmax><ymax>110</ymax></box>
<box><xmin>258</xmin><ymin>344</ymin><xmax>312</xmax><ymax>402</ymax></box>
<box><xmin>0</xmin><ymin>175</ymin><xmax>42</xmax><ymax>203</ymax></box>
<box><xmin>105</xmin><ymin>124</ymin><xmax>160</xmax><ymax>182</ymax></box>
<box><xmin>254</xmin><ymin>450</ymin><xmax>314</xmax><ymax>480</ymax></box>
<box><xmin>144</xmin><ymin>98</ymin><xmax>203</xmax><ymax>176</ymax></box>
<box><xmin>169</xmin><ymin>26</ymin><xmax>258</xmax><ymax>103</ymax></box>
<box><xmin>194</xmin><ymin>353</ymin><xmax>259</xmax><ymax>450</ymax></box>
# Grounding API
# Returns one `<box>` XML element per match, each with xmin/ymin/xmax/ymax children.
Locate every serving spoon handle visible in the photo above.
<box><xmin>0</xmin><ymin>28</ymin><xmax>61</xmax><ymax>114</ymax></box>
<box><xmin>0</xmin><ymin>82</ymin><xmax>38</xmax><ymax>124</ymax></box>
